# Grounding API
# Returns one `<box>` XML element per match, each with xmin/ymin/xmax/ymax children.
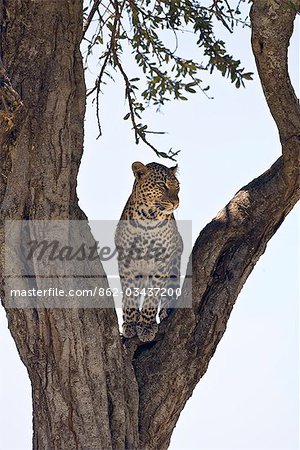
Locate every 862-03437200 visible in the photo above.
<box><xmin>98</xmin><ymin>287</ymin><xmax>182</xmax><ymax>297</ymax></box>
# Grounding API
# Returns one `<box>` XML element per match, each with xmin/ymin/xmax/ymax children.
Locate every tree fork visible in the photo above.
<box><xmin>0</xmin><ymin>1</ymin><xmax>299</xmax><ymax>450</ymax></box>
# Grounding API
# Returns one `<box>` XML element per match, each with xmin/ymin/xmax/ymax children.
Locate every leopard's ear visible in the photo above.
<box><xmin>132</xmin><ymin>161</ymin><xmax>148</xmax><ymax>179</ymax></box>
<box><xmin>170</xmin><ymin>164</ymin><xmax>178</xmax><ymax>175</ymax></box>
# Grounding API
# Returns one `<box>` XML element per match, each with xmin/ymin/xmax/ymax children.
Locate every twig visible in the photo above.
<box><xmin>82</xmin><ymin>0</ymin><xmax>102</xmax><ymax>39</ymax></box>
<box><xmin>115</xmin><ymin>55</ymin><xmax>175</xmax><ymax>159</ymax></box>
<box><xmin>94</xmin><ymin>0</ymin><xmax>125</xmax><ymax>137</ymax></box>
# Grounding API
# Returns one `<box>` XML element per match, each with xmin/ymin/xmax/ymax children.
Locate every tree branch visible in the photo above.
<box><xmin>133</xmin><ymin>157</ymin><xmax>299</xmax><ymax>449</ymax></box>
<box><xmin>250</xmin><ymin>0</ymin><xmax>300</xmax><ymax>143</ymax></box>
<box><xmin>82</xmin><ymin>0</ymin><xmax>102</xmax><ymax>39</ymax></box>
<box><xmin>132</xmin><ymin>2</ymin><xmax>300</xmax><ymax>448</ymax></box>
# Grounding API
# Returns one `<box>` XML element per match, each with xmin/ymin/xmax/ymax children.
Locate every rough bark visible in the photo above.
<box><xmin>0</xmin><ymin>2</ymin><xmax>131</xmax><ymax>449</ymax></box>
<box><xmin>0</xmin><ymin>1</ymin><xmax>299</xmax><ymax>450</ymax></box>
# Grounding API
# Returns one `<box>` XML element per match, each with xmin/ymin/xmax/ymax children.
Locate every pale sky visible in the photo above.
<box><xmin>0</xmin><ymin>8</ymin><xmax>299</xmax><ymax>450</ymax></box>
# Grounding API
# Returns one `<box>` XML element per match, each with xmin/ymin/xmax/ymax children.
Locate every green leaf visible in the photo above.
<box><xmin>185</xmin><ymin>86</ymin><xmax>197</xmax><ymax>93</ymax></box>
<box><xmin>242</xmin><ymin>72</ymin><xmax>254</xmax><ymax>80</ymax></box>
<box><xmin>106</xmin><ymin>21</ymin><xmax>114</xmax><ymax>32</ymax></box>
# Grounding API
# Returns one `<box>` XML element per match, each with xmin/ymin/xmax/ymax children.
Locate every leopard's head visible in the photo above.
<box><xmin>131</xmin><ymin>161</ymin><xmax>180</xmax><ymax>219</ymax></box>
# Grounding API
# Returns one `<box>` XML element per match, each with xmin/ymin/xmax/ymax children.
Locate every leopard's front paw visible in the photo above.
<box><xmin>136</xmin><ymin>322</ymin><xmax>158</xmax><ymax>342</ymax></box>
<box><xmin>122</xmin><ymin>322</ymin><xmax>137</xmax><ymax>339</ymax></box>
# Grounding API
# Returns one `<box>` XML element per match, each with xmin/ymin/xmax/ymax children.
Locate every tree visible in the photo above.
<box><xmin>0</xmin><ymin>1</ymin><xmax>299</xmax><ymax>449</ymax></box>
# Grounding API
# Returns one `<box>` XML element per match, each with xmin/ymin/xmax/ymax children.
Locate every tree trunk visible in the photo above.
<box><xmin>0</xmin><ymin>1</ymin><xmax>299</xmax><ymax>449</ymax></box>
<box><xmin>0</xmin><ymin>1</ymin><xmax>133</xmax><ymax>449</ymax></box>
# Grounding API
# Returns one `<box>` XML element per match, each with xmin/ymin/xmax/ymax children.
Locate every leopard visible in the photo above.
<box><xmin>115</xmin><ymin>161</ymin><xmax>183</xmax><ymax>342</ymax></box>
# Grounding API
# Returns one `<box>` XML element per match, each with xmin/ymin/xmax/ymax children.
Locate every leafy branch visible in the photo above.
<box><xmin>82</xmin><ymin>0</ymin><xmax>253</xmax><ymax>159</ymax></box>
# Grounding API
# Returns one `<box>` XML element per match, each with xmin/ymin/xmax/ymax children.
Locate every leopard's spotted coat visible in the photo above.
<box><xmin>115</xmin><ymin>161</ymin><xmax>183</xmax><ymax>342</ymax></box>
